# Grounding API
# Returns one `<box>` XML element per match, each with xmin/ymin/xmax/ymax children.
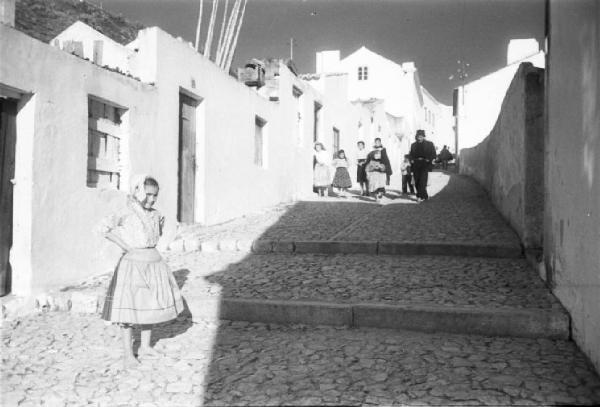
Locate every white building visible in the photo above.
<box><xmin>454</xmin><ymin>39</ymin><xmax>545</xmax><ymax>153</ymax></box>
<box><xmin>0</xmin><ymin>11</ymin><xmax>365</xmax><ymax>299</ymax></box>
<box><xmin>314</xmin><ymin>47</ymin><xmax>454</xmax><ymax>165</ymax></box>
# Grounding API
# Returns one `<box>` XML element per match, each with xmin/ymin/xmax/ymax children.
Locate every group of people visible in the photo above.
<box><xmin>313</xmin><ymin>129</ymin><xmax>438</xmax><ymax>203</ymax></box>
<box><xmin>314</xmin><ymin>137</ymin><xmax>393</xmax><ymax>202</ymax></box>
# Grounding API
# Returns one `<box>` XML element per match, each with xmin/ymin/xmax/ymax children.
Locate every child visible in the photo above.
<box><xmin>356</xmin><ymin>141</ymin><xmax>368</xmax><ymax>196</ymax></box>
<box><xmin>313</xmin><ymin>142</ymin><xmax>331</xmax><ymax>197</ymax></box>
<box><xmin>97</xmin><ymin>175</ymin><xmax>184</xmax><ymax>369</ymax></box>
<box><xmin>401</xmin><ymin>154</ymin><xmax>415</xmax><ymax>195</ymax></box>
<box><xmin>332</xmin><ymin>149</ymin><xmax>352</xmax><ymax>197</ymax></box>
<box><xmin>366</xmin><ymin>150</ymin><xmax>387</xmax><ymax>202</ymax></box>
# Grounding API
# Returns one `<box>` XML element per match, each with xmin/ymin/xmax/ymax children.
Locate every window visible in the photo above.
<box><xmin>87</xmin><ymin>97</ymin><xmax>125</xmax><ymax>189</ymax></box>
<box><xmin>424</xmin><ymin>107</ymin><xmax>428</xmax><ymax>123</ymax></box>
<box><xmin>255</xmin><ymin>116</ymin><xmax>267</xmax><ymax>168</ymax></box>
<box><xmin>358</xmin><ymin>66</ymin><xmax>369</xmax><ymax>81</ymax></box>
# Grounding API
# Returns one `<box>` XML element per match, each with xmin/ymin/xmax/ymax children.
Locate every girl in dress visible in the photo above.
<box><xmin>356</xmin><ymin>141</ymin><xmax>368</xmax><ymax>196</ymax></box>
<box><xmin>97</xmin><ymin>175</ymin><xmax>184</xmax><ymax>368</ymax></box>
<box><xmin>332</xmin><ymin>149</ymin><xmax>352</xmax><ymax>197</ymax></box>
<box><xmin>366</xmin><ymin>150</ymin><xmax>387</xmax><ymax>202</ymax></box>
<box><xmin>313</xmin><ymin>142</ymin><xmax>331</xmax><ymax>197</ymax></box>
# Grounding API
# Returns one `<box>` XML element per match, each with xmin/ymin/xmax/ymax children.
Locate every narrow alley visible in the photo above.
<box><xmin>3</xmin><ymin>173</ymin><xmax>600</xmax><ymax>406</ymax></box>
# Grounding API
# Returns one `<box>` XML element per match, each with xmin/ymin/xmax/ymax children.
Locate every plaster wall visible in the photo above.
<box><xmin>0</xmin><ymin>24</ymin><xmax>324</xmax><ymax>296</ymax></box>
<box><xmin>0</xmin><ymin>22</ymin><xmax>390</xmax><ymax>298</ymax></box>
<box><xmin>459</xmin><ymin>63</ymin><xmax>544</xmax><ymax>250</ymax></box>
<box><xmin>545</xmin><ymin>0</ymin><xmax>600</xmax><ymax>372</ymax></box>
<box><xmin>421</xmin><ymin>88</ymin><xmax>454</xmax><ymax>152</ymax></box>
<box><xmin>0</xmin><ymin>25</ymin><xmax>159</xmax><ymax>295</ymax></box>
<box><xmin>147</xmin><ymin>28</ymin><xmax>317</xmax><ymax>226</ymax></box>
<box><xmin>456</xmin><ymin>51</ymin><xmax>544</xmax><ymax>152</ymax></box>
<box><xmin>339</xmin><ymin>47</ymin><xmax>409</xmax><ymax>118</ymax></box>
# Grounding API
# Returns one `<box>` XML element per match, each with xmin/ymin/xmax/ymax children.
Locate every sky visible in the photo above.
<box><xmin>101</xmin><ymin>0</ymin><xmax>546</xmax><ymax>104</ymax></box>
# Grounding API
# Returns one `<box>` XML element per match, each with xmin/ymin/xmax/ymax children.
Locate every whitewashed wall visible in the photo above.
<box><xmin>545</xmin><ymin>0</ymin><xmax>600</xmax><ymax>373</ymax></box>
<box><xmin>0</xmin><ymin>23</ymin><xmax>347</xmax><ymax>297</ymax></box>
<box><xmin>455</xmin><ymin>50</ymin><xmax>544</xmax><ymax>152</ymax></box>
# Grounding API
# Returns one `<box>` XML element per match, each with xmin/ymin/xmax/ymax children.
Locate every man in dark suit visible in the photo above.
<box><xmin>409</xmin><ymin>129</ymin><xmax>436</xmax><ymax>202</ymax></box>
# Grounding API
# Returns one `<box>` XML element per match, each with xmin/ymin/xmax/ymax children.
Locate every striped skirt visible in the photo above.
<box><xmin>101</xmin><ymin>248</ymin><xmax>184</xmax><ymax>325</ymax></box>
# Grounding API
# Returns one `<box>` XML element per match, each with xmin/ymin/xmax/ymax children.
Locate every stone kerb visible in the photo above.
<box><xmin>170</xmin><ymin>237</ymin><xmax>522</xmax><ymax>258</ymax></box>
<box><xmin>459</xmin><ymin>62</ymin><xmax>544</xmax><ymax>251</ymax></box>
<box><xmin>352</xmin><ymin>303</ymin><xmax>569</xmax><ymax>339</ymax></box>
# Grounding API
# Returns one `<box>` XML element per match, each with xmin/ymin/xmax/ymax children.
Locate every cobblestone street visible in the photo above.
<box><xmin>3</xmin><ymin>313</ymin><xmax>600</xmax><ymax>406</ymax></box>
<box><xmin>174</xmin><ymin>173</ymin><xmax>520</xmax><ymax>249</ymax></box>
<box><xmin>3</xmin><ymin>172</ymin><xmax>600</xmax><ymax>406</ymax></box>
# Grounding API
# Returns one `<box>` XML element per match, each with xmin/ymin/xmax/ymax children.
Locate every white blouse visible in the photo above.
<box><xmin>96</xmin><ymin>198</ymin><xmax>164</xmax><ymax>249</ymax></box>
<box><xmin>314</xmin><ymin>150</ymin><xmax>330</xmax><ymax>165</ymax></box>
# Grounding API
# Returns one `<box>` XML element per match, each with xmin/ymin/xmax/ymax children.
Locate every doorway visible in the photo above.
<box><xmin>0</xmin><ymin>98</ymin><xmax>17</xmax><ymax>296</ymax></box>
<box><xmin>178</xmin><ymin>93</ymin><xmax>200</xmax><ymax>223</ymax></box>
<box><xmin>333</xmin><ymin>127</ymin><xmax>340</xmax><ymax>155</ymax></box>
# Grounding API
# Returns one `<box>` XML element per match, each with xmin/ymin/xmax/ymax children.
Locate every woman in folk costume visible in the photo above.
<box><xmin>97</xmin><ymin>174</ymin><xmax>184</xmax><ymax>368</ymax></box>
<box><xmin>368</xmin><ymin>137</ymin><xmax>393</xmax><ymax>186</ymax></box>
<box><xmin>365</xmin><ymin>149</ymin><xmax>388</xmax><ymax>202</ymax></box>
<box><xmin>331</xmin><ymin>149</ymin><xmax>352</xmax><ymax>197</ymax></box>
<box><xmin>356</xmin><ymin>141</ymin><xmax>369</xmax><ymax>196</ymax></box>
<box><xmin>313</xmin><ymin>142</ymin><xmax>331</xmax><ymax>197</ymax></box>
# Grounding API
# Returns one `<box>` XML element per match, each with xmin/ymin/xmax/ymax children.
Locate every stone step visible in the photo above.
<box><xmin>170</xmin><ymin>238</ymin><xmax>523</xmax><ymax>258</ymax></box>
<box><xmin>181</xmin><ymin>253</ymin><xmax>568</xmax><ymax>339</ymax></box>
<box><xmin>185</xmin><ymin>298</ymin><xmax>569</xmax><ymax>340</ymax></box>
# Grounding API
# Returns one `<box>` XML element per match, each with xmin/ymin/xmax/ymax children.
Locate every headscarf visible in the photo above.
<box><xmin>130</xmin><ymin>173</ymin><xmax>150</xmax><ymax>202</ymax></box>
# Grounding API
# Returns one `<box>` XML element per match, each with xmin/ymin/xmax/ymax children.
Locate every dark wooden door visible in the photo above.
<box><xmin>178</xmin><ymin>94</ymin><xmax>197</xmax><ymax>223</ymax></box>
<box><xmin>0</xmin><ymin>99</ymin><xmax>17</xmax><ymax>296</ymax></box>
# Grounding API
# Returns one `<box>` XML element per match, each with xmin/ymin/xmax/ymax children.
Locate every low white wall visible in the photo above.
<box><xmin>456</xmin><ymin>52</ymin><xmax>544</xmax><ymax>152</ymax></box>
<box><xmin>545</xmin><ymin>0</ymin><xmax>600</xmax><ymax>373</ymax></box>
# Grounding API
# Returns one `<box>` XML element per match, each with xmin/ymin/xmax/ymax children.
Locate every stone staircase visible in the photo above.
<box><xmin>16</xmin><ymin>173</ymin><xmax>570</xmax><ymax>341</ymax></box>
<box><xmin>178</xmin><ymin>173</ymin><xmax>570</xmax><ymax>340</ymax></box>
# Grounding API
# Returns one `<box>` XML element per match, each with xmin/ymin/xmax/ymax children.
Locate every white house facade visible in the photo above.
<box><xmin>0</xmin><ymin>14</ymin><xmax>367</xmax><ymax>301</ymax></box>
<box><xmin>314</xmin><ymin>47</ymin><xmax>454</xmax><ymax>167</ymax></box>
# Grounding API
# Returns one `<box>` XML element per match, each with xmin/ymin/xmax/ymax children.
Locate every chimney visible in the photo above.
<box><xmin>507</xmin><ymin>39</ymin><xmax>539</xmax><ymax>65</ymax></box>
<box><xmin>401</xmin><ymin>62</ymin><xmax>417</xmax><ymax>73</ymax></box>
<box><xmin>316</xmin><ymin>50</ymin><xmax>340</xmax><ymax>74</ymax></box>
<box><xmin>0</xmin><ymin>0</ymin><xmax>15</xmax><ymax>27</ymax></box>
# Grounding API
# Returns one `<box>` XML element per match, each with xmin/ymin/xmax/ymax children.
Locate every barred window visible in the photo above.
<box><xmin>87</xmin><ymin>97</ymin><xmax>125</xmax><ymax>189</ymax></box>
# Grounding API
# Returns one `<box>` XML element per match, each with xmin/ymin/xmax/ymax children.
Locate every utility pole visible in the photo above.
<box><xmin>449</xmin><ymin>59</ymin><xmax>469</xmax><ymax>168</ymax></box>
<box><xmin>289</xmin><ymin>37</ymin><xmax>295</xmax><ymax>61</ymax></box>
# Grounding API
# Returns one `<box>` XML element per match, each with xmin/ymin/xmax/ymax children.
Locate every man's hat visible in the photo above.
<box><xmin>416</xmin><ymin>129</ymin><xmax>426</xmax><ymax>137</ymax></box>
